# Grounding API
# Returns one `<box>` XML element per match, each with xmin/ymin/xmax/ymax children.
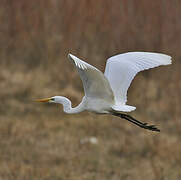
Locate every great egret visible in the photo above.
<box><xmin>36</xmin><ymin>52</ymin><xmax>172</xmax><ymax>132</ymax></box>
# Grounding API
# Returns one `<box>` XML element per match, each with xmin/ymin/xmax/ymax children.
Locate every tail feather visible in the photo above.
<box><xmin>112</xmin><ymin>104</ymin><xmax>136</xmax><ymax>112</ymax></box>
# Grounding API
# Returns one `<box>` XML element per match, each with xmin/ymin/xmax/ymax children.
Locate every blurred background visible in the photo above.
<box><xmin>0</xmin><ymin>0</ymin><xmax>181</xmax><ymax>179</ymax></box>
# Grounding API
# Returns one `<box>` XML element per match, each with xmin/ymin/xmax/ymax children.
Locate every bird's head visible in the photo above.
<box><xmin>35</xmin><ymin>96</ymin><xmax>70</xmax><ymax>104</ymax></box>
<box><xmin>35</xmin><ymin>96</ymin><xmax>61</xmax><ymax>103</ymax></box>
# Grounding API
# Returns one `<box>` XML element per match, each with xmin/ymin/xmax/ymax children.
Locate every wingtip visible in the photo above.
<box><xmin>68</xmin><ymin>53</ymin><xmax>73</xmax><ymax>59</ymax></box>
<box><xmin>68</xmin><ymin>53</ymin><xmax>78</xmax><ymax>61</ymax></box>
<box><xmin>154</xmin><ymin>53</ymin><xmax>172</xmax><ymax>65</ymax></box>
<box><xmin>160</xmin><ymin>53</ymin><xmax>172</xmax><ymax>64</ymax></box>
<box><xmin>164</xmin><ymin>55</ymin><xmax>172</xmax><ymax>65</ymax></box>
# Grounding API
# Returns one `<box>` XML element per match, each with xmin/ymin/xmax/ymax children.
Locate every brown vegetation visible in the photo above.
<box><xmin>0</xmin><ymin>0</ymin><xmax>181</xmax><ymax>179</ymax></box>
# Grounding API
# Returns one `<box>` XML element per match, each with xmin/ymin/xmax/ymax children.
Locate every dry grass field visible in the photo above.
<box><xmin>0</xmin><ymin>1</ymin><xmax>181</xmax><ymax>179</ymax></box>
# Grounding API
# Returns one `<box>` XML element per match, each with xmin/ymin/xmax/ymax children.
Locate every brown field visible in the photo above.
<box><xmin>0</xmin><ymin>1</ymin><xmax>181</xmax><ymax>179</ymax></box>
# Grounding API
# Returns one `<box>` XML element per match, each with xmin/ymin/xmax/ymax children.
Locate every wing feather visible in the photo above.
<box><xmin>104</xmin><ymin>52</ymin><xmax>172</xmax><ymax>105</ymax></box>
<box><xmin>68</xmin><ymin>54</ymin><xmax>114</xmax><ymax>103</ymax></box>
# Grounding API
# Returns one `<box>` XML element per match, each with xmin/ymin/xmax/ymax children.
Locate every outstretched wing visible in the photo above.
<box><xmin>68</xmin><ymin>54</ymin><xmax>114</xmax><ymax>103</ymax></box>
<box><xmin>104</xmin><ymin>52</ymin><xmax>172</xmax><ymax>105</ymax></box>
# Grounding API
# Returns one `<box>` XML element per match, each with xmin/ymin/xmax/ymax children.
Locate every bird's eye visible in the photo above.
<box><xmin>51</xmin><ymin>98</ymin><xmax>55</xmax><ymax>101</ymax></box>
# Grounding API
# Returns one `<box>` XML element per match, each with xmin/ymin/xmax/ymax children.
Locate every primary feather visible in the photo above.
<box><xmin>104</xmin><ymin>52</ymin><xmax>172</xmax><ymax>108</ymax></box>
<box><xmin>68</xmin><ymin>54</ymin><xmax>114</xmax><ymax>104</ymax></box>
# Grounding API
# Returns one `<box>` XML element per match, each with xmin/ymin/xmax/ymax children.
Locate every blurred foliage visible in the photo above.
<box><xmin>0</xmin><ymin>0</ymin><xmax>181</xmax><ymax>179</ymax></box>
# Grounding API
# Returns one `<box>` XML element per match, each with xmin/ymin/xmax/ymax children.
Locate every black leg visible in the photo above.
<box><xmin>112</xmin><ymin>112</ymin><xmax>160</xmax><ymax>132</ymax></box>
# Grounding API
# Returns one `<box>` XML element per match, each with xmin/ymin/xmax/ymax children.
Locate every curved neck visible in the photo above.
<box><xmin>55</xmin><ymin>96</ymin><xmax>84</xmax><ymax>114</ymax></box>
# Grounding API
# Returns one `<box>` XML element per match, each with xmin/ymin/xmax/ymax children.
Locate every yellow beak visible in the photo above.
<box><xmin>35</xmin><ymin>97</ymin><xmax>51</xmax><ymax>103</ymax></box>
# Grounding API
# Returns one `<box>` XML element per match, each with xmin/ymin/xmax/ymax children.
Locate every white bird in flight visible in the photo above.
<box><xmin>36</xmin><ymin>52</ymin><xmax>172</xmax><ymax>132</ymax></box>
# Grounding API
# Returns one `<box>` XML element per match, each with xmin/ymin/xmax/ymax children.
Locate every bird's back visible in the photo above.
<box><xmin>82</xmin><ymin>96</ymin><xmax>114</xmax><ymax>114</ymax></box>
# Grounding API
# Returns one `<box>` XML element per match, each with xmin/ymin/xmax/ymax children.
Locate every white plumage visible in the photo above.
<box><xmin>104</xmin><ymin>52</ymin><xmax>171</xmax><ymax>111</ymax></box>
<box><xmin>36</xmin><ymin>52</ymin><xmax>172</xmax><ymax>132</ymax></box>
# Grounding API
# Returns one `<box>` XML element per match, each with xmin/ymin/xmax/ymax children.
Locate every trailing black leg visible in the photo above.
<box><xmin>112</xmin><ymin>112</ymin><xmax>160</xmax><ymax>132</ymax></box>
